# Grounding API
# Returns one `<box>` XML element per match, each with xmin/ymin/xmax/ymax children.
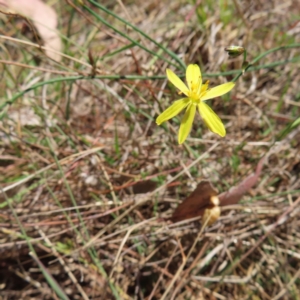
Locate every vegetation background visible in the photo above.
<box><xmin>0</xmin><ymin>0</ymin><xmax>300</xmax><ymax>299</ymax></box>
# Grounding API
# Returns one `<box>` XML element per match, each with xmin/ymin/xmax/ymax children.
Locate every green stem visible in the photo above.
<box><xmin>232</xmin><ymin>43</ymin><xmax>300</xmax><ymax>82</ymax></box>
<box><xmin>1</xmin><ymin>56</ymin><xmax>300</xmax><ymax>115</ymax></box>
<box><xmin>85</xmin><ymin>0</ymin><xmax>185</xmax><ymax>69</ymax></box>
<box><xmin>243</xmin><ymin>49</ymin><xmax>247</xmax><ymax>64</ymax></box>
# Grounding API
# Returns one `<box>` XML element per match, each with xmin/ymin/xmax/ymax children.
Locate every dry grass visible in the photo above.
<box><xmin>1</xmin><ymin>0</ymin><xmax>300</xmax><ymax>299</ymax></box>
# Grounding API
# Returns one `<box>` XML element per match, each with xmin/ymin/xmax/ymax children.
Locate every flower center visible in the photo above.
<box><xmin>188</xmin><ymin>79</ymin><xmax>209</xmax><ymax>103</ymax></box>
<box><xmin>188</xmin><ymin>77</ymin><xmax>202</xmax><ymax>101</ymax></box>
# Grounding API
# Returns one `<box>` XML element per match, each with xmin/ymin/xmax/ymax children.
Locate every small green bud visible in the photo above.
<box><xmin>225</xmin><ymin>46</ymin><xmax>245</xmax><ymax>58</ymax></box>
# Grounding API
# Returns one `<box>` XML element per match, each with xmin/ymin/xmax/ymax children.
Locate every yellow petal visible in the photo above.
<box><xmin>186</xmin><ymin>64</ymin><xmax>202</xmax><ymax>92</ymax></box>
<box><xmin>166</xmin><ymin>69</ymin><xmax>189</xmax><ymax>96</ymax></box>
<box><xmin>156</xmin><ymin>98</ymin><xmax>190</xmax><ymax>125</ymax></box>
<box><xmin>201</xmin><ymin>82</ymin><xmax>235</xmax><ymax>101</ymax></box>
<box><xmin>178</xmin><ymin>104</ymin><xmax>196</xmax><ymax>144</ymax></box>
<box><xmin>198</xmin><ymin>102</ymin><xmax>226</xmax><ymax>137</ymax></box>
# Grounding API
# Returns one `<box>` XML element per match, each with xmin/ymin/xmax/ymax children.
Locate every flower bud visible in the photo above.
<box><xmin>225</xmin><ymin>46</ymin><xmax>245</xmax><ymax>58</ymax></box>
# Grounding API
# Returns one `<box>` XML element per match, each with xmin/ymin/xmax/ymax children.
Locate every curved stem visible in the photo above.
<box><xmin>1</xmin><ymin>46</ymin><xmax>300</xmax><ymax>114</ymax></box>
<box><xmin>86</xmin><ymin>0</ymin><xmax>186</xmax><ymax>69</ymax></box>
<box><xmin>232</xmin><ymin>43</ymin><xmax>300</xmax><ymax>82</ymax></box>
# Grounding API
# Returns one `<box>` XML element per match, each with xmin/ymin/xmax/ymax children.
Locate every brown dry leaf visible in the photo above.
<box><xmin>170</xmin><ymin>158</ymin><xmax>265</xmax><ymax>224</ymax></box>
<box><xmin>0</xmin><ymin>0</ymin><xmax>61</xmax><ymax>61</ymax></box>
<box><xmin>170</xmin><ymin>181</ymin><xmax>220</xmax><ymax>223</ymax></box>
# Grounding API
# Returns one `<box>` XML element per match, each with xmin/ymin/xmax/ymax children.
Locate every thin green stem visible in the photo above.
<box><xmin>1</xmin><ymin>55</ymin><xmax>300</xmax><ymax>114</ymax></box>
<box><xmin>83</xmin><ymin>4</ymin><xmax>182</xmax><ymax>69</ymax></box>
<box><xmin>232</xmin><ymin>43</ymin><xmax>300</xmax><ymax>82</ymax></box>
<box><xmin>243</xmin><ymin>49</ymin><xmax>247</xmax><ymax>63</ymax></box>
<box><xmin>86</xmin><ymin>0</ymin><xmax>186</xmax><ymax>69</ymax></box>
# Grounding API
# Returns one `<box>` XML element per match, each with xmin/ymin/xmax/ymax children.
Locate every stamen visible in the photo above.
<box><xmin>196</xmin><ymin>75</ymin><xmax>202</xmax><ymax>95</ymax></box>
<box><xmin>197</xmin><ymin>80</ymin><xmax>208</xmax><ymax>99</ymax></box>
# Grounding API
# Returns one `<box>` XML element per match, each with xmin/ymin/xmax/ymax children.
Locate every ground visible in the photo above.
<box><xmin>0</xmin><ymin>0</ymin><xmax>300</xmax><ymax>299</ymax></box>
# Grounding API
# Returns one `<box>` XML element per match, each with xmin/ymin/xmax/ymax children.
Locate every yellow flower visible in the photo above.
<box><xmin>156</xmin><ymin>64</ymin><xmax>235</xmax><ymax>144</ymax></box>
